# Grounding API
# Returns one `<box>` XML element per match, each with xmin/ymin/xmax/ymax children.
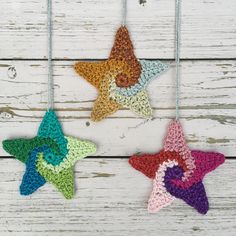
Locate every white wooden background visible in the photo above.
<box><xmin>0</xmin><ymin>0</ymin><xmax>236</xmax><ymax>235</ymax></box>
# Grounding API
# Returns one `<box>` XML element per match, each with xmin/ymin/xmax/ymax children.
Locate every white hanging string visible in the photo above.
<box><xmin>47</xmin><ymin>0</ymin><xmax>53</xmax><ymax>110</ymax></box>
<box><xmin>175</xmin><ymin>0</ymin><xmax>181</xmax><ymax>120</ymax></box>
<box><xmin>122</xmin><ymin>0</ymin><xmax>127</xmax><ymax>26</ymax></box>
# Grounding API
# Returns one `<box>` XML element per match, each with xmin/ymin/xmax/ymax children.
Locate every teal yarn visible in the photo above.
<box><xmin>43</xmin><ymin>144</ymin><xmax>64</xmax><ymax>166</ymax></box>
<box><xmin>38</xmin><ymin>109</ymin><xmax>68</xmax><ymax>164</ymax></box>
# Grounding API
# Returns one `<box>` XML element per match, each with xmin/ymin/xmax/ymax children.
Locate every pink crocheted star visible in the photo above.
<box><xmin>129</xmin><ymin>120</ymin><xmax>225</xmax><ymax>214</ymax></box>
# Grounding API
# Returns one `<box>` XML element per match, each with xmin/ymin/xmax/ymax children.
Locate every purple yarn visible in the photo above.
<box><xmin>164</xmin><ymin>166</ymin><xmax>209</xmax><ymax>214</ymax></box>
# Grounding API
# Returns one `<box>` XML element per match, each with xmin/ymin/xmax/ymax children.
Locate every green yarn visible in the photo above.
<box><xmin>37</xmin><ymin>153</ymin><xmax>74</xmax><ymax>199</ymax></box>
<box><xmin>110</xmin><ymin>89</ymin><xmax>152</xmax><ymax>118</ymax></box>
<box><xmin>2</xmin><ymin>137</ymin><xmax>60</xmax><ymax>163</ymax></box>
<box><xmin>36</xmin><ymin>136</ymin><xmax>96</xmax><ymax>198</ymax></box>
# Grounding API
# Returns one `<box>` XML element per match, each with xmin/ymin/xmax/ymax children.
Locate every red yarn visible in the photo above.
<box><xmin>129</xmin><ymin>150</ymin><xmax>188</xmax><ymax>179</ymax></box>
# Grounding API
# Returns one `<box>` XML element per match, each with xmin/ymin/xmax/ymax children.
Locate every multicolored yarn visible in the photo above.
<box><xmin>2</xmin><ymin>110</ymin><xmax>96</xmax><ymax>199</ymax></box>
<box><xmin>74</xmin><ymin>26</ymin><xmax>168</xmax><ymax>121</ymax></box>
<box><xmin>129</xmin><ymin>120</ymin><xmax>225</xmax><ymax>214</ymax></box>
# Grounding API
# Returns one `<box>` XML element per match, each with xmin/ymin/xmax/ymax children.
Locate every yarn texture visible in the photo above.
<box><xmin>2</xmin><ymin>110</ymin><xmax>96</xmax><ymax>199</ymax></box>
<box><xmin>74</xmin><ymin>26</ymin><xmax>168</xmax><ymax>121</ymax></box>
<box><xmin>129</xmin><ymin>120</ymin><xmax>225</xmax><ymax>214</ymax></box>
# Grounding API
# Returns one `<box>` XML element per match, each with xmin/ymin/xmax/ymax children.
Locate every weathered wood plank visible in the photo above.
<box><xmin>0</xmin><ymin>158</ymin><xmax>235</xmax><ymax>236</ymax></box>
<box><xmin>1</xmin><ymin>60</ymin><xmax>236</xmax><ymax>109</ymax></box>
<box><xmin>1</xmin><ymin>109</ymin><xmax>235</xmax><ymax>156</ymax></box>
<box><xmin>0</xmin><ymin>60</ymin><xmax>235</xmax><ymax>156</ymax></box>
<box><xmin>0</xmin><ymin>0</ymin><xmax>236</xmax><ymax>59</ymax></box>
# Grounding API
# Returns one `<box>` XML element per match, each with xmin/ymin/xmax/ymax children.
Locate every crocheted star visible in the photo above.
<box><xmin>2</xmin><ymin>110</ymin><xmax>96</xmax><ymax>199</ymax></box>
<box><xmin>74</xmin><ymin>26</ymin><xmax>168</xmax><ymax>121</ymax></box>
<box><xmin>129</xmin><ymin>120</ymin><xmax>225</xmax><ymax>214</ymax></box>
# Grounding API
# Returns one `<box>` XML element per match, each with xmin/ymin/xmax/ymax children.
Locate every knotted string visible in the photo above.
<box><xmin>47</xmin><ymin>0</ymin><xmax>53</xmax><ymax>110</ymax></box>
<box><xmin>175</xmin><ymin>0</ymin><xmax>181</xmax><ymax>120</ymax></box>
<box><xmin>122</xmin><ymin>0</ymin><xmax>127</xmax><ymax>26</ymax></box>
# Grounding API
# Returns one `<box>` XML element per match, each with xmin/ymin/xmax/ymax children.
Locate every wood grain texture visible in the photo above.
<box><xmin>0</xmin><ymin>158</ymin><xmax>235</xmax><ymax>236</ymax></box>
<box><xmin>0</xmin><ymin>0</ymin><xmax>236</xmax><ymax>59</ymax></box>
<box><xmin>0</xmin><ymin>60</ymin><xmax>235</xmax><ymax>156</ymax></box>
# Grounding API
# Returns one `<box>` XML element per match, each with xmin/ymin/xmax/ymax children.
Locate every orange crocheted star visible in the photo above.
<box><xmin>74</xmin><ymin>26</ymin><xmax>168</xmax><ymax>121</ymax></box>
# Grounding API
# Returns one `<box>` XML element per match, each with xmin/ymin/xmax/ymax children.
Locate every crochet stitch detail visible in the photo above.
<box><xmin>74</xmin><ymin>26</ymin><xmax>168</xmax><ymax>121</ymax></box>
<box><xmin>110</xmin><ymin>89</ymin><xmax>153</xmax><ymax>118</ymax></box>
<box><xmin>129</xmin><ymin>120</ymin><xmax>225</xmax><ymax>214</ymax></box>
<box><xmin>163</xmin><ymin>120</ymin><xmax>195</xmax><ymax>180</ymax></box>
<box><xmin>2</xmin><ymin>110</ymin><xmax>97</xmax><ymax>199</ymax></box>
<box><xmin>113</xmin><ymin>60</ymin><xmax>168</xmax><ymax>97</ymax></box>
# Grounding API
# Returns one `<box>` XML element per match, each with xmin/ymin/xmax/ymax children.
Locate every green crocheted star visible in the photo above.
<box><xmin>2</xmin><ymin>110</ymin><xmax>96</xmax><ymax>199</ymax></box>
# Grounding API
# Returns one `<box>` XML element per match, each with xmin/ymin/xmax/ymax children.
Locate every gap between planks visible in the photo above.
<box><xmin>1</xmin><ymin>156</ymin><xmax>236</xmax><ymax>159</ymax></box>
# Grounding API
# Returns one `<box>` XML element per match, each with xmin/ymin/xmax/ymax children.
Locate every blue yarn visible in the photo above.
<box><xmin>20</xmin><ymin>146</ymin><xmax>48</xmax><ymax>195</ymax></box>
<box><xmin>115</xmin><ymin>60</ymin><xmax>168</xmax><ymax>97</ymax></box>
